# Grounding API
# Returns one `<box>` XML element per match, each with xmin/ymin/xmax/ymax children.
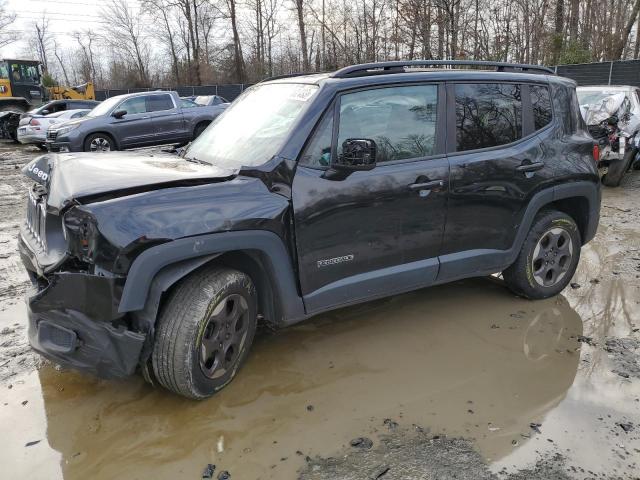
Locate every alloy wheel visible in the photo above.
<box><xmin>531</xmin><ymin>227</ymin><xmax>574</xmax><ymax>287</ymax></box>
<box><xmin>198</xmin><ymin>294</ymin><xmax>250</xmax><ymax>379</ymax></box>
<box><xmin>89</xmin><ymin>137</ymin><xmax>112</xmax><ymax>152</ymax></box>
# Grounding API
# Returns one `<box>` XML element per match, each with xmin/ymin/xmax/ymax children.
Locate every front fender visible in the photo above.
<box><xmin>118</xmin><ymin>230</ymin><xmax>306</xmax><ymax>323</ymax></box>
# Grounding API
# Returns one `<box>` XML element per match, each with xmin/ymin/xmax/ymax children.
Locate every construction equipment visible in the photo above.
<box><xmin>0</xmin><ymin>59</ymin><xmax>95</xmax><ymax>140</ymax></box>
<box><xmin>48</xmin><ymin>82</ymin><xmax>95</xmax><ymax>101</ymax></box>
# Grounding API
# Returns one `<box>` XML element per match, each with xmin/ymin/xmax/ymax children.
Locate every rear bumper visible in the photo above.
<box><xmin>17</xmin><ymin>131</ymin><xmax>45</xmax><ymax>145</ymax></box>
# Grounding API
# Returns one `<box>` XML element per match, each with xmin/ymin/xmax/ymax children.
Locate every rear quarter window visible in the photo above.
<box><xmin>455</xmin><ymin>83</ymin><xmax>522</xmax><ymax>152</ymax></box>
<box><xmin>531</xmin><ymin>85</ymin><xmax>552</xmax><ymax>130</ymax></box>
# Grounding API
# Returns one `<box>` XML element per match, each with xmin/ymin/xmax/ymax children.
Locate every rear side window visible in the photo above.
<box><xmin>455</xmin><ymin>83</ymin><xmax>522</xmax><ymax>152</ymax></box>
<box><xmin>337</xmin><ymin>84</ymin><xmax>438</xmax><ymax>163</ymax></box>
<box><xmin>147</xmin><ymin>94</ymin><xmax>174</xmax><ymax>112</ymax></box>
<box><xmin>531</xmin><ymin>85</ymin><xmax>552</xmax><ymax>130</ymax></box>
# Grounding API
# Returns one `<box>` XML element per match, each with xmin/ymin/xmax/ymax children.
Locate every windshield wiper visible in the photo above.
<box><xmin>184</xmin><ymin>156</ymin><xmax>212</xmax><ymax>166</ymax></box>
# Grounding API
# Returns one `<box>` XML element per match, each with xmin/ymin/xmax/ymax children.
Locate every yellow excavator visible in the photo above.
<box><xmin>0</xmin><ymin>59</ymin><xmax>95</xmax><ymax>140</ymax></box>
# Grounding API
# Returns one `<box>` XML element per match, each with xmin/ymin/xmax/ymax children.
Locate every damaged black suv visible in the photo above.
<box><xmin>19</xmin><ymin>61</ymin><xmax>601</xmax><ymax>399</ymax></box>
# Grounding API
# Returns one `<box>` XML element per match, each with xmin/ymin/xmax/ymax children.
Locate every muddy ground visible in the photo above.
<box><xmin>0</xmin><ymin>140</ymin><xmax>639</xmax><ymax>480</ymax></box>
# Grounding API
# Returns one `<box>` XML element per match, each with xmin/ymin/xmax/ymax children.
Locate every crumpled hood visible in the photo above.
<box><xmin>22</xmin><ymin>151</ymin><xmax>237</xmax><ymax>213</ymax></box>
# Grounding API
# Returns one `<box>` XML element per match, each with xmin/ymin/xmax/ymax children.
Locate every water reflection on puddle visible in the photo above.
<box><xmin>2</xmin><ymin>278</ymin><xmax>584</xmax><ymax>479</ymax></box>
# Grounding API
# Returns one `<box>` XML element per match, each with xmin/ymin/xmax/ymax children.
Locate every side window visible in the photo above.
<box><xmin>300</xmin><ymin>109</ymin><xmax>334</xmax><ymax>167</ymax></box>
<box><xmin>338</xmin><ymin>84</ymin><xmax>438</xmax><ymax>163</ymax></box>
<box><xmin>51</xmin><ymin>103</ymin><xmax>66</xmax><ymax>113</ymax></box>
<box><xmin>147</xmin><ymin>94</ymin><xmax>174</xmax><ymax>112</ymax></box>
<box><xmin>531</xmin><ymin>85</ymin><xmax>552</xmax><ymax>130</ymax></box>
<box><xmin>455</xmin><ymin>83</ymin><xmax>522</xmax><ymax>152</ymax></box>
<box><xmin>119</xmin><ymin>96</ymin><xmax>148</xmax><ymax>114</ymax></box>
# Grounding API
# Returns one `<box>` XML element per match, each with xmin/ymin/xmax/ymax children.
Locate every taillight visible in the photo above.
<box><xmin>592</xmin><ymin>144</ymin><xmax>600</xmax><ymax>163</ymax></box>
<box><xmin>30</xmin><ymin>118</ymin><xmax>40</xmax><ymax>126</ymax></box>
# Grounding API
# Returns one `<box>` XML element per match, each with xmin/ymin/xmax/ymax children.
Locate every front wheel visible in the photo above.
<box><xmin>502</xmin><ymin>210</ymin><xmax>581</xmax><ymax>300</ymax></box>
<box><xmin>151</xmin><ymin>266</ymin><xmax>257</xmax><ymax>399</ymax></box>
<box><xmin>83</xmin><ymin>133</ymin><xmax>116</xmax><ymax>152</ymax></box>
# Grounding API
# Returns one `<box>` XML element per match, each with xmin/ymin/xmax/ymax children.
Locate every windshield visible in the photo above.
<box><xmin>86</xmin><ymin>96</ymin><xmax>122</xmax><ymax>117</ymax></box>
<box><xmin>577</xmin><ymin>90</ymin><xmax>627</xmax><ymax>106</ymax></box>
<box><xmin>184</xmin><ymin>83</ymin><xmax>318</xmax><ymax>168</ymax></box>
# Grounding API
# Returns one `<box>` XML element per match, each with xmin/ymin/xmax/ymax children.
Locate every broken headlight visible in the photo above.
<box><xmin>62</xmin><ymin>207</ymin><xmax>99</xmax><ymax>263</ymax></box>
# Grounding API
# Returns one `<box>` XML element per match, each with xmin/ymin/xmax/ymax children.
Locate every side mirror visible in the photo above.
<box><xmin>112</xmin><ymin>109</ymin><xmax>127</xmax><ymax>119</ymax></box>
<box><xmin>41</xmin><ymin>109</ymin><xmax>50</xmax><ymax>115</ymax></box>
<box><xmin>332</xmin><ymin>138</ymin><xmax>377</xmax><ymax>171</ymax></box>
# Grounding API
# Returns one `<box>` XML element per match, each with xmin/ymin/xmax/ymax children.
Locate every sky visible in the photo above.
<box><xmin>0</xmin><ymin>0</ymin><xmax>142</xmax><ymax>59</ymax></box>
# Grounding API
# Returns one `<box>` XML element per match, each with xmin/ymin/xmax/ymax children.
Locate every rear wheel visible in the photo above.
<box><xmin>151</xmin><ymin>266</ymin><xmax>257</xmax><ymax>399</ymax></box>
<box><xmin>503</xmin><ymin>210</ymin><xmax>581</xmax><ymax>299</ymax></box>
<box><xmin>83</xmin><ymin>133</ymin><xmax>115</xmax><ymax>152</ymax></box>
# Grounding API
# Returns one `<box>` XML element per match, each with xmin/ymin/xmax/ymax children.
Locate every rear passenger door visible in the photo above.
<box><xmin>146</xmin><ymin>93</ymin><xmax>186</xmax><ymax>142</ymax></box>
<box><xmin>439</xmin><ymin>82</ymin><xmax>555</xmax><ymax>281</ymax></box>
<box><xmin>292</xmin><ymin>83</ymin><xmax>449</xmax><ymax>314</ymax></box>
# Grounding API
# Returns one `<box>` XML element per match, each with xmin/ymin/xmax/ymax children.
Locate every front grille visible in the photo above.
<box><xmin>26</xmin><ymin>186</ymin><xmax>47</xmax><ymax>250</ymax></box>
<box><xmin>46</xmin><ymin>130</ymin><xmax>58</xmax><ymax>142</ymax></box>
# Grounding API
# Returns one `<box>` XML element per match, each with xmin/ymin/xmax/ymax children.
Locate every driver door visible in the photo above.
<box><xmin>292</xmin><ymin>83</ymin><xmax>449</xmax><ymax>314</ymax></box>
<box><xmin>110</xmin><ymin>95</ymin><xmax>156</xmax><ymax>147</ymax></box>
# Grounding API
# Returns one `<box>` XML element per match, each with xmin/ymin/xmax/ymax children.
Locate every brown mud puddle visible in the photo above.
<box><xmin>2</xmin><ymin>278</ymin><xmax>617</xmax><ymax>479</ymax></box>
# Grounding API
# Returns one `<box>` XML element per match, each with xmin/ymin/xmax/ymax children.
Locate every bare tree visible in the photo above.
<box><xmin>0</xmin><ymin>0</ymin><xmax>16</xmax><ymax>49</ymax></box>
<box><xmin>101</xmin><ymin>0</ymin><xmax>152</xmax><ymax>86</ymax></box>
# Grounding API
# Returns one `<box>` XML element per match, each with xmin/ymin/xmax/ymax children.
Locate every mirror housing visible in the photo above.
<box><xmin>332</xmin><ymin>138</ymin><xmax>377</xmax><ymax>171</ymax></box>
<box><xmin>41</xmin><ymin>109</ymin><xmax>50</xmax><ymax>115</ymax></box>
<box><xmin>112</xmin><ymin>109</ymin><xmax>127</xmax><ymax>119</ymax></box>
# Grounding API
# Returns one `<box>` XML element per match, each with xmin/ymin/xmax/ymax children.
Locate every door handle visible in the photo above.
<box><xmin>516</xmin><ymin>161</ymin><xmax>544</xmax><ymax>173</ymax></box>
<box><xmin>409</xmin><ymin>179</ymin><xmax>444</xmax><ymax>190</ymax></box>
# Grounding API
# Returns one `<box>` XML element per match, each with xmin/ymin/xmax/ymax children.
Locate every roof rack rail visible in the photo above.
<box><xmin>331</xmin><ymin>60</ymin><xmax>555</xmax><ymax>78</ymax></box>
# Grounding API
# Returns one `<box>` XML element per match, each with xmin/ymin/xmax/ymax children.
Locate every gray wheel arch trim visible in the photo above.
<box><xmin>118</xmin><ymin>230</ymin><xmax>306</xmax><ymax>322</ymax></box>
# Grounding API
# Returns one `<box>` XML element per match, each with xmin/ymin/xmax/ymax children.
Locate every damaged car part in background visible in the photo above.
<box><xmin>19</xmin><ymin>61</ymin><xmax>601</xmax><ymax>399</ymax></box>
<box><xmin>46</xmin><ymin>90</ymin><xmax>226</xmax><ymax>153</ymax></box>
<box><xmin>577</xmin><ymin>85</ymin><xmax>640</xmax><ymax>186</ymax></box>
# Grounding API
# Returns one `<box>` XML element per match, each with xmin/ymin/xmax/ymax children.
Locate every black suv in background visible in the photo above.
<box><xmin>20</xmin><ymin>61</ymin><xmax>600</xmax><ymax>399</ymax></box>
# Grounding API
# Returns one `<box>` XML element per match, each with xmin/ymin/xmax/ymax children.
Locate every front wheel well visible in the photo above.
<box><xmin>545</xmin><ymin>197</ymin><xmax>590</xmax><ymax>244</ymax></box>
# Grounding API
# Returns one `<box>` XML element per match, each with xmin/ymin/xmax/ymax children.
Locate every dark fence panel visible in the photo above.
<box><xmin>95</xmin><ymin>84</ymin><xmax>250</xmax><ymax>102</ymax></box>
<box><xmin>555</xmin><ymin>60</ymin><xmax>640</xmax><ymax>87</ymax></box>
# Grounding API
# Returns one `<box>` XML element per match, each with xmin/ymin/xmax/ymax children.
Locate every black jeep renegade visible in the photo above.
<box><xmin>19</xmin><ymin>61</ymin><xmax>601</xmax><ymax>399</ymax></box>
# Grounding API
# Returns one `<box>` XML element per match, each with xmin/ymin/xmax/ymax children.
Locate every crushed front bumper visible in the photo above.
<box><xmin>20</xmin><ymin>237</ymin><xmax>146</xmax><ymax>378</ymax></box>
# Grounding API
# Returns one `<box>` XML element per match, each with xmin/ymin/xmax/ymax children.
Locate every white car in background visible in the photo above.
<box><xmin>17</xmin><ymin>109</ymin><xmax>91</xmax><ymax>150</ymax></box>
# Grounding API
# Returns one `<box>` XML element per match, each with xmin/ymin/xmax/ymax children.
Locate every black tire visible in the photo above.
<box><xmin>36</xmin><ymin>143</ymin><xmax>48</xmax><ymax>151</ymax></box>
<box><xmin>502</xmin><ymin>210</ymin><xmax>581</xmax><ymax>300</ymax></box>
<box><xmin>602</xmin><ymin>147</ymin><xmax>635</xmax><ymax>187</ymax></box>
<box><xmin>193</xmin><ymin>122</ymin><xmax>209</xmax><ymax>140</ymax></box>
<box><xmin>83</xmin><ymin>133</ymin><xmax>116</xmax><ymax>152</ymax></box>
<box><xmin>151</xmin><ymin>266</ymin><xmax>257</xmax><ymax>399</ymax></box>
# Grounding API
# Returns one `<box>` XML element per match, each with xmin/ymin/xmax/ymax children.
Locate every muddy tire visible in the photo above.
<box><xmin>602</xmin><ymin>147</ymin><xmax>635</xmax><ymax>187</ymax></box>
<box><xmin>83</xmin><ymin>133</ymin><xmax>116</xmax><ymax>152</ymax></box>
<box><xmin>502</xmin><ymin>210</ymin><xmax>581</xmax><ymax>300</ymax></box>
<box><xmin>151</xmin><ymin>266</ymin><xmax>257</xmax><ymax>399</ymax></box>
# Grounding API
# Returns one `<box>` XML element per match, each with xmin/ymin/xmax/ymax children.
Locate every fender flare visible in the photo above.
<box><xmin>118</xmin><ymin>230</ymin><xmax>306</xmax><ymax>323</ymax></box>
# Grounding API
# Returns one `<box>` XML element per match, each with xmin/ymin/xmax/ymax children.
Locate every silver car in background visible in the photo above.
<box><xmin>577</xmin><ymin>85</ymin><xmax>640</xmax><ymax>186</ymax></box>
<box><xmin>17</xmin><ymin>109</ymin><xmax>90</xmax><ymax>150</ymax></box>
